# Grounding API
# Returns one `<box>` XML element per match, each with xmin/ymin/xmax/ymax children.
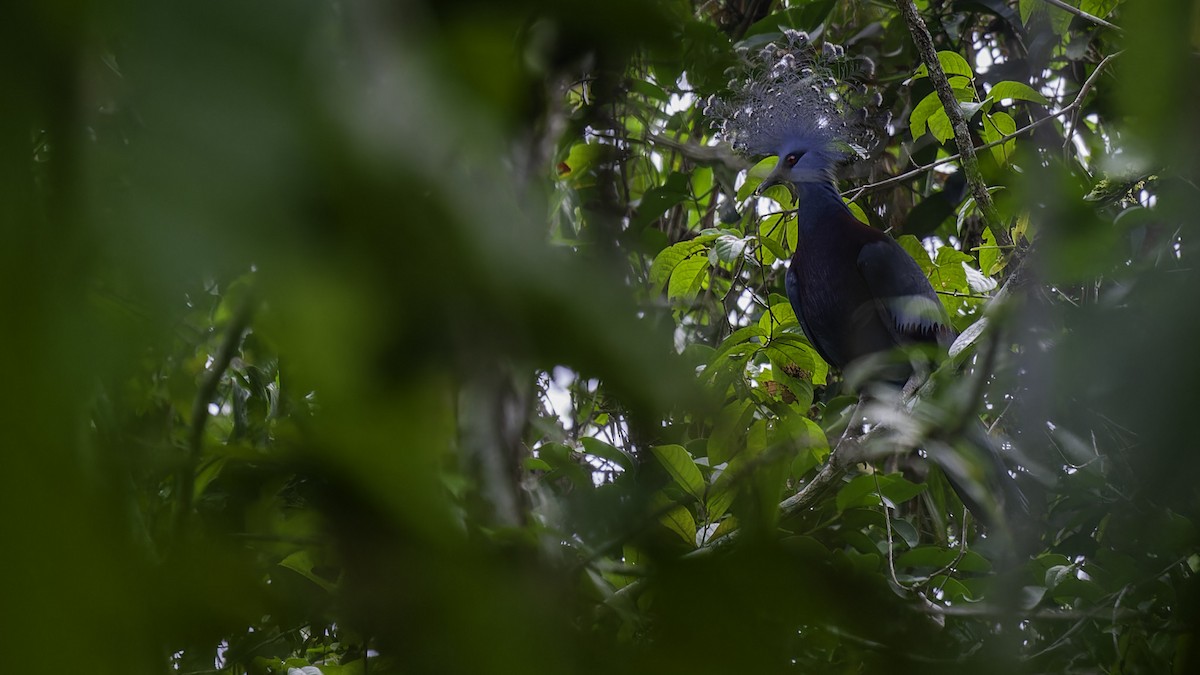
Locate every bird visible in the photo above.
<box><xmin>708</xmin><ymin>32</ymin><xmax>953</xmax><ymax>388</ymax></box>
<box><xmin>707</xmin><ymin>32</ymin><xmax>1025</xmax><ymax>525</ymax></box>
<box><xmin>758</xmin><ymin>148</ymin><xmax>953</xmax><ymax>388</ymax></box>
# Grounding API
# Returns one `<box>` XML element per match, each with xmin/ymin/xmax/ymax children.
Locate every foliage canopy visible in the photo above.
<box><xmin>3</xmin><ymin>1</ymin><xmax>1199</xmax><ymax>673</ymax></box>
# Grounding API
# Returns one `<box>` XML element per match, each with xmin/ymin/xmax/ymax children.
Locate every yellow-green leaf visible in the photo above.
<box><xmin>666</xmin><ymin>255</ymin><xmax>709</xmax><ymax>301</ymax></box>
<box><xmin>659</xmin><ymin>504</ymin><xmax>697</xmax><ymax>546</ymax></box>
<box><xmin>652</xmin><ymin>444</ymin><xmax>705</xmax><ymax>502</ymax></box>
<box><xmin>989</xmin><ymin>80</ymin><xmax>1048</xmax><ymax>106</ymax></box>
<box><xmin>912</xmin><ymin>50</ymin><xmax>973</xmax><ymax>82</ymax></box>
<box><xmin>982</xmin><ymin>111</ymin><xmax>1017</xmax><ymax>165</ymax></box>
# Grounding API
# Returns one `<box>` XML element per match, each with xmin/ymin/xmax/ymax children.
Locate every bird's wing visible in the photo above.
<box><xmin>856</xmin><ymin>239</ymin><xmax>951</xmax><ymax>344</ymax></box>
<box><xmin>785</xmin><ymin>262</ymin><xmax>842</xmax><ymax>367</ymax></box>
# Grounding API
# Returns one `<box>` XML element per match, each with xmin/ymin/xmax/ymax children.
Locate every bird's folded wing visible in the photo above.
<box><xmin>856</xmin><ymin>239</ymin><xmax>950</xmax><ymax>342</ymax></box>
<box><xmin>784</xmin><ymin>264</ymin><xmax>842</xmax><ymax>367</ymax></box>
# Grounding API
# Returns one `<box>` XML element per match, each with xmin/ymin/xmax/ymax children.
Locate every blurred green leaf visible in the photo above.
<box><xmin>582</xmin><ymin>437</ymin><xmax>635</xmax><ymax>472</ymax></box>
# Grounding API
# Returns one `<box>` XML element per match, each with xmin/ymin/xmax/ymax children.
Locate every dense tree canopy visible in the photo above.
<box><xmin>4</xmin><ymin>1</ymin><xmax>1199</xmax><ymax>673</ymax></box>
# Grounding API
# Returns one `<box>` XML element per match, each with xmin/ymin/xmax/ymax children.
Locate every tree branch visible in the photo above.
<box><xmin>1041</xmin><ymin>0</ymin><xmax>1123</xmax><ymax>33</ymax></box>
<box><xmin>645</xmin><ymin>132</ymin><xmax>747</xmax><ymax>171</ymax></box>
<box><xmin>895</xmin><ymin>0</ymin><xmax>1011</xmax><ymax>249</ymax></box>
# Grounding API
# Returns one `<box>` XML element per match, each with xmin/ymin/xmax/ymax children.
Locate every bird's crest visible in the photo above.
<box><xmin>705</xmin><ymin>30</ymin><xmax>884</xmax><ymax>162</ymax></box>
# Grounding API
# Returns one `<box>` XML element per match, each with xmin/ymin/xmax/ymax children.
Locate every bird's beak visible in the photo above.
<box><xmin>755</xmin><ymin>168</ymin><xmax>798</xmax><ymax>202</ymax></box>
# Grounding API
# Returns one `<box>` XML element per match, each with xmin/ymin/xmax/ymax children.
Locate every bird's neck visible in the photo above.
<box><xmin>797</xmin><ymin>179</ymin><xmax>842</xmax><ymax>202</ymax></box>
<box><xmin>796</xmin><ymin>180</ymin><xmax>851</xmax><ymax>236</ymax></box>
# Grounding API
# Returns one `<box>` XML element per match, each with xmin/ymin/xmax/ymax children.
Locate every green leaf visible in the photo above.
<box><xmin>774</xmin><ymin>413</ymin><xmax>828</xmax><ymax>458</ymax></box>
<box><xmin>930</xmin><ymin>575</ymin><xmax>975</xmax><ymax>602</ymax></box>
<box><xmin>743</xmin><ymin>1</ymin><xmax>837</xmax><ymax>38</ymax></box>
<box><xmin>690</xmin><ymin>166</ymin><xmax>714</xmax><ymax>200</ymax></box>
<box><xmin>538</xmin><ymin>442</ymin><xmax>592</xmax><ymax>487</ymax></box>
<box><xmin>764</xmin><ymin>333</ymin><xmax>823</xmax><ymax>383</ymax></box>
<box><xmin>909</xmin><ymin>91</ymin><xmax>943</xmax><ymax>140</ymax></box>
<box><xmin>778</xmin><ymin>332</ymin><xmax>828</xmax><ymax>385</ymax></box>
<box><xmin>557</xmin><ymin>142</ymin><xmax>612</xmax><ymax>182</ymax></box>
<box><xmin>1080</xmin><ymin>0</ymin><xmax>1119</xmax><ymax>21</ymax></box>
<box><xmin>315</xmin><ymin>660</ymin><xmax>368</xmax><ymax>675</ymax></box>
<box><xmin>845</xmin><ymin>199</ymin><xmax>869</xmax><ymax>224</ymax></box>
<box><xmin>911</xmin><ymin>88</ymin><xmax>976</xmax><ymax>142</ymax></box>
<box><xmin>631</xmin><ymin>78</ymin><xmax>669</xmax><ymax>102</ymax></box>
<box><xmin>897</xmin><ymin>546</ymin><xmax>994</xmax><ymax>573</ymax></box>
<box><xmin>1051</xmin><ymin>576</ymin><xmax>1107</xmax><ymax>605</ymax></box>
<box><xmin>712</xmin><ymin>325</ymin><xmax>767</xmax><ymax>362</ymax></box>
<box><xmin>1018</xmin><ymin>0</ymin><xmax>1071</xmax><ymax>32</ymax></box>
<box><xmin>911</xmin><ymin>50</ymin><xmax>973</xmax><ymax>82</ymax></box>
<box><xmin>706</xmin><ymin>515</ymin><xmax>739</xmax><ymax>544</ymax></box>
<box><xmin>194</xmin><ymin>456</ymin><xmax>227</xmax><ymax>500</ymax></box>
<box><xmin>581</xmin><ymin>437</ymin><xmax>634</xmax><ymax>472</ymax></box>
<box><xmin>959</xmin><ymin>99</ymin><xmax>986</xmax><ymax>119</ymax></box>
<box><xmin>720</xmin><ymin>418</ymin><xmax>791</xmax><ymax>534</ymax></box>
<box><xmin>659</xmin><ymin>503</ymin><xmax>697</xmax><ymax>546</ymax></box>
<box><xmin>278</xmin><ymin>550</ymin><xmax>338</xmax><ymax>592</ymax></box>
<box><xmin>930</xmin><ymin>246</ymin><xmax>972</xmax><ymax>294</ymax></box>
<box><xmin>648</xmin><ymin>237</ymin><xmax>711</xmax><ymax>289</ymax></box>
<box><xmin>738</xmin><ymin>157</ymin><xmax>778</xmax><ymax>200</ymax></box>
<box><xmin>1044</xmin><ymin>564</ymin><xmax>1075</xmax><ymax>590</ymax></box>
<box><xmin>989</xmin><ymin>80</ymin><xmax>1048</xmax><ymax>105</ymax></box>
<box><xmin>1019</xmin><ymin>0</ymin><xmax>1038</xmax><ymax>24</ymax></box>
<box><xmin>667</xmin><ymin>255</ymin><xmax>709</xmax><ymax>301</ymax></box>
<box><xmin>897</xmin><ymin>235</ymin><xmax>934</xmax><ymax>275</ymax></box>
<box><xmin>836</xmin><ymin>475</ymin><xmax>881</xmax><ymax>512</ymax></box>
<box><xmin>757</xmin><ymin>230</ymin><xmax>788</xmax><ymax>261</ymax></box>
<box><xmin>1020</xmin><ymin>585</ymin><xmax>1048</xmax><ymax>609</ymax></box>
<box><xmin>982</xmin><ymin>111</ymin><xmax>1017</xmax><ymax>165</ymax></box>
<box><xmin>712</xmin><ymin>234</ymin><xmax>750</xmax><ymax>264</ymax></box>
<box><xmin>759</xmin><ymin>212</ymin><xmax>793</xmax><ymax>258</ymax></box>
<box><xmin>652</xmin><ymin>444</ymin><xmax>706</xmax><ymax>502</ymax></box>
<box><xmin>706</xmin><ymin>479</ymin><xmax>736</xmax><ymax>522</ymax></box>
<box><xmin>758</xmin><ymin>299</ymin><xmax>798</xmax><ymax>337</ymax></box>
<box><xmin>836</xmin><ymin>473</ymin><xmax>926</xmax><ymax>512</ymax></box>
<box><xmin>744</xmin><ymin>417</ymin><xmax>768</xmax><ymax>458</ymax></box>
<box><xmin>709</xmin><ymin>399</ymin><xmax>756</xmax><ymax>464</ymax></box>
<box><xmin>523</xmin><ymin>457</ymin><xmax>552</xmax><ymax>472</ymax></box>
<box><xmin>878</xmin><ymin>474</ymin><xmax>928</xmax><ymax>506</ymax></box>
<box><xmin>927</xmin><ymin>109</ymin><xmax>954</xmax><ymax>144</ymax></box>
<box><xmin>891</xmin><ymin>519</ymin><xmax>920</xmax><ymax>549</ymax></box>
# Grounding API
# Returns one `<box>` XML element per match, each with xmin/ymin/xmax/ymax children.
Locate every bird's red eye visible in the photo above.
<box><xmin>784</xmin><ymin>153</ymin><xmax>800</xmax><ymax>167</ymax></box>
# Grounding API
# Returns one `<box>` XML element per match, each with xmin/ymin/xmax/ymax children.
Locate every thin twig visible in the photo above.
<box><xmin>874</xmin><ymin>470</ymin><xmax>907</xmax><ymax>591</ymax></box>
<box><xmin>1041</xmin><ymin>0</ymin><xmax>1123</xmax><ymax>33</ymax></box>
<box><xmin>930</xmin><ymin>507</ymin><xmax>971</xmax><ymax>582</ymax></box>
<box><xmin>1024</xmin><ymin>614</ymin><xmax>1098</xmax><ymax>659</ymax></box>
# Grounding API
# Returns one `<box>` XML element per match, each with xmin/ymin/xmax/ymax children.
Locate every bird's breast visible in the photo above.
<box><xmin>789</xmin><ymin>231</ymin><xmax>896</xmax><ymax>368</ymax></box>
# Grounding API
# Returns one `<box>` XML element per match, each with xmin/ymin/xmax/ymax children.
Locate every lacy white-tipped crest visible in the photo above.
<box><xmin>705</xmin><ymin>31</ymin><xmax>882</xmax><ymax>160</ymax></box>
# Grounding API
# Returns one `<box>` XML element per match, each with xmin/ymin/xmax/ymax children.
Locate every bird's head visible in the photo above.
<box><xmin>756</xmin><ymin>137</ymin><xmax>843</xmax><ymax>196</ymax></box>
